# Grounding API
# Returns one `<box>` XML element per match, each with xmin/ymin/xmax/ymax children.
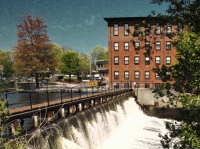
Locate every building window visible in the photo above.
<box><xmin>124</xmin><ymin>56</ymin><xmax>129</xmax><ymax>65</ymax></box>
<box><xmin>124</xmin><ymin>83</ymin><xmax>129</xmax><ymax>88</ymax></box>
<box><xmin>166</xmin><ymin>23</ymin><xmax>171</xmax><ymax>34</ymax></box>
<box><xmin>124</xmin><ymin>24</ymin><xmax>129</xmax><ymax>36</ymax></box>
<box><xmin>114</xmin><ymin>56</ymin><xmax>119</xmax><ymax>65</ymax></box>
<box><xmin>145</xmin><ymin>41</ymin><xmax>150</xmax><ymax>50</ymax></box>
<box><xmin>145</xmin><ymin>56</ymin><xmax>150</xmax><ymax>65</ymax></box>
<box><xmin>145</xmin><ymin>24</ymin><xmax>151</xmax><ymax>35</ymax></box>
<box><xmin>155</xmin><ymin>56</ymin><xmax>160</xmax><ymax>65</ymax></box>
<box><xmin>156</xmin><ymin>41</ymin><xmax>161</xmax><ymax>50</ymax></box>
<box><xmin>134</xmin><ymin>83</ymin><xmax>140</xmax><ymax>88</ymax></box>
<box><xmin>134</xmin><ymin>56</ymin><xmax>140</xmax><ymax>65</ymax></box>
<box><xmin>155</xmin><ymin>83</ymin><xmax>160</xmax><ymax>88</ymax></box>
<box><xmin>166</xmin><ymin>41</ymin><xmax>171</xmax><ymax>50</ymax></box>
<box><xmin>134</xmin><ymin>71</ymin><xmax>140</xmax><ymax>79</ymax></box>
<box><xmin>114</xmin><ymin>83</ymin><xmax>119</xmax><ymax>89</ymax></box>
<box><xmin>145</xmin><ymin>71</ymin><xmax>150</xmax><ymax>79</ymax></box>
<box><xmin>155</xmin><ymin>73</ymin><xmax>160</xmax><ymax>79</ymax></box>
<box><xmin>145</xmin><ymin>83</ymin><xmax>150</xmax><ymax>88</ymax></box>
<box><xmin>114</xmin><ymin>71</ymin><xmax>119</xmax><ymax>79</ymax></box>
<box><xmin>124</xmin><ymin>42</ymin><xmax>129</xmax><ymax>50</ymax></box>
<box><xmin>134</xmin><ymin>24</ymin><xmax>140</xmax><ymax>36</ymax></box>
<box><xmin>166</xmin><ymin>56</ymin><xmax>171</xmax><ymax>65</ymax></box>
<box><xmin>155</xmin><ymin>23</ymin><xmax>161</xmax><ymax>34</ymax></box>
<box><xmin>114</xmin><ymin>24</ymin><xmax>118</xmax><ymax>36</ymax></box>
<box><xmin>124</xmin><ymin>71</ymin><xmax>129</xmax><ymax>80</ymax></box>
<box><xmin>135</xmin><ymin>41</ymin><xmax>140</xmax><ymax>50</ymax></box>
<box><xmin>114</xmin><ymin>42</ymin><xmax>119</xmax><ymax>51</ymax></box>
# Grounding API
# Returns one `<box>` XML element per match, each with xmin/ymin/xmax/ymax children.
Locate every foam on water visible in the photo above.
<box><xmin>29</xmin><ymin>97</ymin><xmax>169</xmax><ymax>149</ymax></box>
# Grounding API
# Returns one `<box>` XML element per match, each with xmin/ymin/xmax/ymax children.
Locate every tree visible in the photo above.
<box><xmin>79</xmin><ymin>53</ymin><xmax>90</xmax><ymax>76</ymax></box>
<box><xmin>0</xmin><ymin>50</ymin><xmax>15</xmax><ymax>79</ymax></box>
<box><xmin>14</xmin><ymin>15</ymin><xmax>60</xmax><ymax>88</ymax></box>
<box><xmin>147</xmin><ymin>0</ymin><xmax>200</xmax><ymax>148</ymax></box>
<box><xmin>60</xmin><ymin>50</ymin><xmax>80</xmax><ymax>81</ymax></box>
<box><xmin>90</xmin><ymin>46</ymin><xmax>108</xmax><ymax>70</ymax></box>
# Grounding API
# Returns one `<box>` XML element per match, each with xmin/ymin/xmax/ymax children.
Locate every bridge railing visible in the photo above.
<box><xmin>1</xmin><ymin>86</ymin><xmax>131</xmax><ymax>113</ymax></box>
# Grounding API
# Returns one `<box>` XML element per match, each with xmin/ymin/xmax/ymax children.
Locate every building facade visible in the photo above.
<box><xmin>104</xmin><ymin>17</ymin><xmax>178</xmax><ymax>88</ymax></box>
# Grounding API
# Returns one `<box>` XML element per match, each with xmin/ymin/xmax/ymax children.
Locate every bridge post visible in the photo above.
<box><xmin>90</xmin><ymin>100</ymin><xmax>94</xmax><ymax>107</ymax></box>
<box><xmin>60</xmin><ymin>89</ymin><xmax>63</xmax><ymax>103</ymax></box>
<box><xmin>29</xmin><ymin>92</ymin><xmax>32</xmax><ymax>110</ymax></box>
<box><xmin>60</xmin><ymin>108</ymin><xmax>65</xmax><ymax>118</ymax></box>
<box><xmin>47</xmin><ymin>111</ymin><xmax>55</xmax><ymax>122</ymax></box>
<box><xmin>33</xmin><ymin>115</ymin><xmax>39</xmax><ymax>128</ymax></box>
<box><xmin>81</xmin><ymin>102</ymin><xmax>85</xmax><ymax>111</ymax></box>
<box><xmin>47</xmin><ymin>90</ymin><xmax>49</xmax><ymax>106</ymax></box>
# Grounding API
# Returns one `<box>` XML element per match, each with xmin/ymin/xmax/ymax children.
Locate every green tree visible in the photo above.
<box><xmin>90</xmin><ymin>46</ymin><xmax>108</xmax><ymax>70</ymax></box>
<box><xmin>0</xmin><ymin>50</ymin><xmax>15</xmax><ymax>79</ymax></box>
<box><xmin>148</xmin><ymin>0</ymin><xmax>200</xmax><ymax>148</ymax></box>
<box><xmin>79</xmin><ymin>53</ymin><xmax>90</xmax><ymax>76</ymax></box>
<box><xmin>60</xmin><ymin>50</ymin><xmax>80</xmax><ymax>81</ymax></box>
<box><xmin>14</xmin><ymin>15</ymin><xmax>60</xmax><ymax>88</ymax></box>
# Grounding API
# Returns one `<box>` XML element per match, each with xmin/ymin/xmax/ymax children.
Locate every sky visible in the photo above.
<box><xmin>0</xmin><ymin>0</ymin><xmax>167</xmax><ymax>54</ymax></box>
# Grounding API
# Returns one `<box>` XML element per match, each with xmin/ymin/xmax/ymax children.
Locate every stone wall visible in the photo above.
<box><xmin>134</xmin><ymin>88</ymin><xmax>181</xmax><ymax>118</ymax></box>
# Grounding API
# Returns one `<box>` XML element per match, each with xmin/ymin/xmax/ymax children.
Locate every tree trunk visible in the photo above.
<box><xmin>35</xmin><ymin>73</ymin><xmax>39</xmax><ymax>88</ymax></box>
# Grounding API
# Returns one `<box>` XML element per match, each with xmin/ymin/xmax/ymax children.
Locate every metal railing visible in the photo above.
<box><xmin>1</xmin><ymin>86</ymin><xmax>132</xmax><ymax>112</ymax></box>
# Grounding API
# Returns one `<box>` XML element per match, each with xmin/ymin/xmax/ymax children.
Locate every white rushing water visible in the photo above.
<box><xmin>97</xmin><ymin>97</ymin><xmax>168</xmax><ymax>149</ymax></box>
<box><xmin>59</xmin><ymin>97</ymin><xmax>169</xmax><ymax>149</ymax></box>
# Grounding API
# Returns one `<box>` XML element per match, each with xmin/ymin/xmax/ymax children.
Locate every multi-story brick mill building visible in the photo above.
<box><xmin>104</xmin><ymin>17</ymin><xmax>179</xmax><ymax>88</ymax></box>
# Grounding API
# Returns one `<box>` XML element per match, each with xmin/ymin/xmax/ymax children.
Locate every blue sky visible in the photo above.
<box><xmin>0</xmin><ymin>0</ymin><xmax>167</xmax><ymax>54</ymax></box>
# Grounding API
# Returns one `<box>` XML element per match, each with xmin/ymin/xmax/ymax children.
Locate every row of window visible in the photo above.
<box><xmin>114</xmin><ymin>41</ymin><xmax>171</xmax><ymax>51</ymax></box>
<box><xmin>114</xmin><ymin>71</ymin><xmax>163</xmax><ymax>80</ymax></box>
<box><xmin>114</xmin><ymin>23</ymin><xmax>182</xmax><ymax>36</ymax></box>
<box><xmin>114</xmin><ymin>56</ymin><xmax>171</xmax><ymax>65</ymax></box>
<box><xmin>114</xmin><ymin>82</ymin><xmax>161</xmax><ymax>88</ymax></box>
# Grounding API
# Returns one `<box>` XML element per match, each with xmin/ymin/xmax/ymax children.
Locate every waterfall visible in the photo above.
<box><xmin>27</xmin><ymin>97</ymin><xmax>168</xmax><ymax>149</ymax></box>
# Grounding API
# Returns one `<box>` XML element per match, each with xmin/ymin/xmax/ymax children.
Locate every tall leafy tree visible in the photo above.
<box><xmin>14</xmin><ymin>15</ymin><xmax>59</xmax><ymax>88</ymax></box>
<box><xmin>90</xmin><ymin>46</ymin><xmax>108</xmax><ymax>70</ymax></box>
<box><xmin>60</xmin><ymin>50</ymin><xmax>80</xmax><ymax>81</ymax></box>
<box><xmin>147</xmin><ymin>0</ymin><xmax>200</xmax><ymax>148</ymax></box>
<box><xmin>0</xmin><ymin>50</ymin><xmax>14</xmax><ymax>78</ymax></box>
<box><xmin>79</xmin><ymin>53</ymin><xmax>90</xmax><ymax>76</ymax></box>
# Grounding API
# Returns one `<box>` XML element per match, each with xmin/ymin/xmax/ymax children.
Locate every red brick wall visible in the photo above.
<box><xmin>105</xmin><ymin>17</ymin><xmax>177</xmax><ymax>88</ymax></box>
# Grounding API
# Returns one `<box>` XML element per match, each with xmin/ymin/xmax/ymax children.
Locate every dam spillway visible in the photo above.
<box><xmin>26</xmin><ymin>96</ymin><xmax>167</xmax><ymax>149</ymax></box>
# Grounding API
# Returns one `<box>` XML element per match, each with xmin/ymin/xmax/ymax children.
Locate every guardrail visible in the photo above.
<box><xmin>1</xmin><ymin>86</ymin><xmax>132</xmax><ymax>112</ymax></box>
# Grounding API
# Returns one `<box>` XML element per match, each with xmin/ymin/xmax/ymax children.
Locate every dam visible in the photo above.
<box><xmin>25</xmin><ymin>95</ymin><xmax>168</xmax><ymax>149</ymax></box>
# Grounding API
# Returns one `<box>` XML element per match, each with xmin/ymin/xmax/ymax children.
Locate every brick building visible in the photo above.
<box><xmin>104</xmin><ymin>17</ymin><xmax>178</xmax><ymax>88</ymax></box>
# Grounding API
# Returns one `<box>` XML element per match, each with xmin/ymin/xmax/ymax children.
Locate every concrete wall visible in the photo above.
<box><xmin>134</xmin><ymin>88</ymin><xmax>181</xmax><ymax>108</ymax></box>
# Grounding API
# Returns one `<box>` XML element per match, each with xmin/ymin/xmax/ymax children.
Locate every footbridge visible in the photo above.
<box><xmin>2</xmin><ymin>87</ymin><xmax>134</xmax><ymax>133</ymax></box>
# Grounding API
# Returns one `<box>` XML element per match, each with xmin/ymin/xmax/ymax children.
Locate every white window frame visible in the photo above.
<box><xmin>166</xmin><ymin>41</ymin><xmax>171</xmax><ymax>50</ymax></box>
<box><xmin>124</xmin><ymin>24</ymin><xmax>129</xmax><ymax>36</ymax></box>
<box><xmin>135</xmin><ymin>41</ymin><xmax>140</xmax><ymax>50</ymax></box>
<box><xmin>145</xmin><ymin>71</ymin><xmax>150</xmax><ymax>79</ymax></box>
<box><xmin>114</xmin><ymin>56</ymin><xmax>119</xmax><ymax>65</ymax></box>
<box><xmin>166</xmin><ymin>56</ymin><xmax>171</xmax><ymax>65</ymax></box>
<box><xmin>114</xmin><ymin>42</ymin><xmax>119</xmax><ymax>51</ymax></box>
<box><xmin>124</xmin><ymin>71</ymin><xmax>129</xmax><ymax>80</ymax></box>
<box><xmin>114</xmin><ymin>71</ymin><xmax>119</xmax><ymax>79</ymax></box>
<box><xmin>134</xmin><ymin>56</ymin><xmax>140</xmax><ymax>65</ymax></box>
<box><xmin>124</xmin><ymin>42</ymin><xmax>129</xmax><ymax>50</ymax></box>
<box><xmin>114</xmin><ymin>24</ymin><xmax>118</xmax><ymax>36</ymax></box>
<box><xmin>155</xmin><ymin>56</ymin><xmax>160</xmax><ymax>65</ymax></box>
<box><xmin>134</xmin><ymin>71</ymin><xmax>140</xmax><ymax>79</ymax></box>
<box><xmin>156</xmin><ymin>41</ymin><xmax>161</xmax><ymax>50</ymax></box>
<box><xmin>124</xmin><ymin>56</ymin><xmax>129</xmax><ymax>65</ymax></box>
<box><xmin>145</xmin><ymin>56</ymin><xmax>150</xmax><ymax>65</ymax></box>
